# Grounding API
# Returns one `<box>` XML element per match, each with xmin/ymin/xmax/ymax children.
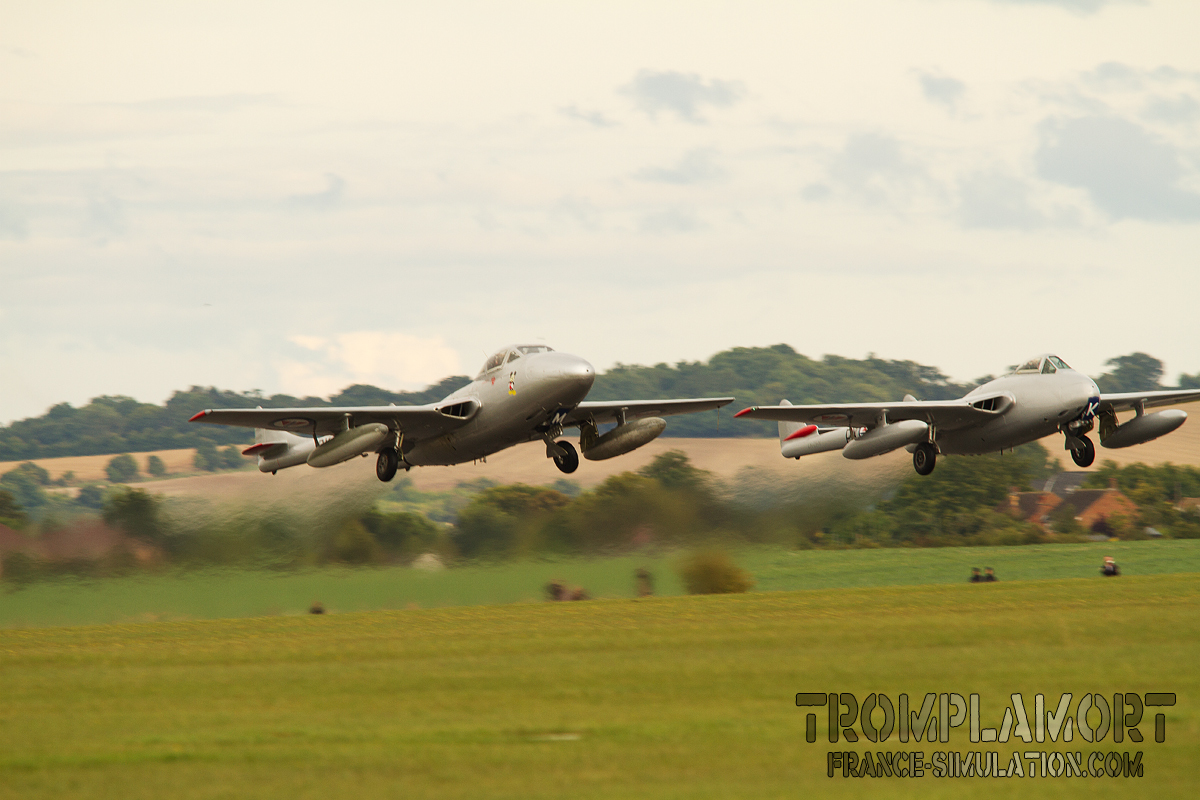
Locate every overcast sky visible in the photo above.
<box><xmin>2</xmin><ymin>0</ymin><xmax>1199</xmax><ymax>422</ymax></box>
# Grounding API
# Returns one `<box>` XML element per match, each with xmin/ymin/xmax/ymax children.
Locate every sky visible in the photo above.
<box><xmin>2</xmin><ymin>0</ymin><xmax>1199</xmax><ymax>422</ymax></box>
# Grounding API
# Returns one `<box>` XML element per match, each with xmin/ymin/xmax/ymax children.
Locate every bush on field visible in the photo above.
<box><xmin>105</xmin><ymin>454</ymin><xmax>139</xmax><ymax>483</ymax></box>
<box><xmin>678</xmin><ymin>550</ymin><xmax>754</xmax><ymax>595</ymax></box>
<box><xmin>102</xmin><ymin>488</ymin><xmax>163</xmax><ymax>543</ymax></box>
<box><xmin>0</xmin><ymin>488</ymin><xmax>27</xmax><ymax>528</ymax></box>
<box><xmin>327</xmin><ymin>518</ymin><xmax>383</xmax><ymax>565</ymax></box>
<box><xmin>146</xmin><ymin>454</ymin><xmax>167</xmax><ymax>477</ymax></box>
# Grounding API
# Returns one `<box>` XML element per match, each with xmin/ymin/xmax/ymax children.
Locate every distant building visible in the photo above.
<box><xmin>1000</xmin><ymin>474</ymin><xmax>1138</xmax><ymax>533</ymax></box>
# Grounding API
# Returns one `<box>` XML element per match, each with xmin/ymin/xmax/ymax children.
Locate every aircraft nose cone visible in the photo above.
<box><xmin>532</xmin><ymin>353</ymin><xmax>595</xmax><ymax>393</ymax></box>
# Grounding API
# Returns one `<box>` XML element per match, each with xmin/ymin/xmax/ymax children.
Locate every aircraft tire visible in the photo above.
<box><xmin>913</xmin><ymin>442</ymin><xmax>936</xmax><ymax>476</ymax></box>
<box><xmin>376</xmin><ymin>448</ymin><xmax>400</xmax><ymax>482</ymax></box>
<box><xmin>553</xmin><ymin>440</ymin><xmax>579</xmax><ymax>474</ymax></box>
<box><xmin>1071</xmin><ymin>435</ymin><xmax>1095</xmax><ymax>468</ymax></box>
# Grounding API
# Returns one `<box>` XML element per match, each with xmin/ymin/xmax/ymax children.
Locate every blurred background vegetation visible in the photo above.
<box><xmin>3</xmin><ymin>446</ymin><xmax>1199</xmax><ymax>588</ymax></box>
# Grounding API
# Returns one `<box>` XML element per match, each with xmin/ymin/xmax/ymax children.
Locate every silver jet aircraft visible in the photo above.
<box><xmin>734</xmin><ymin>354</ymin><xmax>1200</xmax><ymax>475</ymax></box>
<box><xmin>190</xmin><ymin>344</ymin><xmax>733</xmax><ymax>481</ymax></box>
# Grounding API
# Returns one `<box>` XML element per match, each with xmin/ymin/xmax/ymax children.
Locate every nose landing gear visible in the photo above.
<box><xmin>550</xmin><ymin>440</ymin><xmax>579</xmax><ymax>474</ymax></box>
<box><xmin>1068</xmin><ymin>435</ymin><xmax>1095</xmax><ymax>468</ymax></box>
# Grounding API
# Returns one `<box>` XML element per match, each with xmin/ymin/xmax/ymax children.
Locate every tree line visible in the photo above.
<box><xmin>2</xmin><ymin>348</ymin><xmax>1194</xmax><ymax>460</ymax></box>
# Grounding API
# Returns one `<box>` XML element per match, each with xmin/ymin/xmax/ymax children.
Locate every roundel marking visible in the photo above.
<box><xmin>815</xmin><ymin>413</ymin><xmax>848</xmax><ymax>422</ymax></box>
<box><xmin>274</xmin><ymin>417</ymin><xmax>312</xmax><ymax>429</ymax></box>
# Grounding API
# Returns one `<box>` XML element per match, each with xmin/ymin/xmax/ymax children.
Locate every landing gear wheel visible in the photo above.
<box><xmin>1070</xmin><ymin>435</ymin><xmax>1095</xmax><ymax>468</ymax></box>
<box><xmin>913</xmin><ymin>442</ymin><xmax>937</xmax><ymax>476</ymax></box>
<box><xmin>376</xmin><ymin>448</ymin><xmax>399</xmax><ymax>482</ymax></box>
<box><xmin>552</xmin><ymin>440</ymin><xmax>579</xmax><ymax>474</ymax></box>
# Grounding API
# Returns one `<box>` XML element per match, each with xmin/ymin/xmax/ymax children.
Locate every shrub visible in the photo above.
<box><xmin>76</xmin><ymin>485</ymin><xmax>106</xmax><ymax>509</ymax></box>
<box><xmin>102</xmin><ymin>488</ymin><xmax>163</xmax><ymax>542</ymax></box>
<box><xmin>105</xmin><ymin>454</ymin><xmax>139</xmax><ymax>483</ymax></box>
<box><xmin>146</xmin><ymin>455</ymin><xmax>167</xmax><ymax>477</ymax></box>
<box><xmin>194</xmin><ymin>442</ymin><xmax>219</xmax><ymax>471</ymax></box>
<box><xmin>327</xmin><ymin>519</ymin><xmax>383</xmax><ymax>565</ymax></box>
<box><xmin>678</xmin><ymin>550</ymin><xmax>754</xmax><ymax>595</ymax></box>
<box><xmin>0</xmin><ymin>488</ymin><xmax>27</xmax><ymax>527</ymax></box>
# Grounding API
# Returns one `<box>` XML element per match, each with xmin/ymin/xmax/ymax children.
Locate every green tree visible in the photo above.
<box><xmin>76</xmin><ymin>485</ymin><xmax>106</xmax><ymax>509</ymax></box>
<box><xmin>146</xmin><ymin>454</ymin><xmax>167</xmax><ymax>477</ymax></box>
<box><xmin>193</xmin><ymin>442</ymin><xmax>219</xmax><ymax>471</ymax></box>
<box><xmin>639</xmin><ymin>450</ymin><xmax>710</xmax><ymax>492</ymax></box>
<box><xmin>0</xmin><ymin>488</ymin><xmax>27</xmax><ymax>527</ymax></box>
<box><xmin>1181</xmin><ymin>372</ymin><xmax>1200</xmax><ymax>389</ymax></box>
<box><xmin>105</xmin><ymin>453</ymin><xmax>139</xmax><ymax>483</ymax></box>
<box><xmin>4</xmin><ymin>462</ymin><xmax>50</xmax><ymax>486</ymax></box>
<box><xmin>0</xmin><ymin>468</ymin><xmax>47</xmax><ymax>509</ymax></box>
<box><xmin>327</xmin><ymin>518</ymin><xmax>383</xmax><ymax>564</ymax></box>
<box><xmin>219</xmin><ymin>446</ymin><xmax>243</xmax><ymax>470</ymax></box>
<box><xmin>359</xmin><ymin>509</ymin><xmax>439</xmax><ymax>557</ymax></box>
<box><xmin>1095</xmin><ymin>352</ymin><xmax>1163</xmax><ymax>393</ymax></box>
<box><xmin>102</xmin><ymin>488</ymin><xmax>163</xmax><ymax>543</ymax></box>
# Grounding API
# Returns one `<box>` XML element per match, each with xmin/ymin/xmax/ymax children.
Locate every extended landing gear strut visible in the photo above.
<box><xmin>376</xmin><ymin>448</ymin><xmax>400</xmax><ymax>482</ymax></box>
<box><xmin>1069</xmin><ymin>434</ymin><xmax>1095</xmax><ymax>468</ymax></box>
<box><xmin>550</xmin><ymin>440</ymin><xmax>579</xmax><ymax>474</ymax></box>
<box><xmin>913</xmin><ymin>442</ymin><xmax>937</xmax><ymax>476</ymax></box>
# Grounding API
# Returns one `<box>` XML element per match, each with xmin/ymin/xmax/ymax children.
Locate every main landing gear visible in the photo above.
<box><xmin>913</xmin><ymin>442</ymin><xmax>937</xmax><ymax>476</ymax></box>
<box><xmin>376</xmin><ymin>448</ymin><xmax>400</xmax><ymax>482</ymax></box>
<box><xmin>551</xmin><ymin>440</ymin><xmax>579</xmax><ymax>474</ymax></box>
<box><xmin>1069</xmin><ymin>435</ymin><xmax>1095</xmax><ymax>468</ymax></box>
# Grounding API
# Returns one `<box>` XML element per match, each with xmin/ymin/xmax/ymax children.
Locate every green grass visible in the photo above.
<box><xmin>3</xmin><ymin>539</ymin><xmax>1200</xmax><ymax>629</ymax></box>
<box><xmin>1</xmin><ymin>575</ymin><xmax>1197</xmax><ymax>798</ymax></box>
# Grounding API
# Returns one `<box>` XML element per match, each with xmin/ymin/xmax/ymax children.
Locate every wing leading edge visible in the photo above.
<box><xmin>188</xmin><ymin>405</ymin><xmax>471</xmax><ymax>441</ymax></box>
<box><xmin>1098</xmin><ymin>388</ymin><xmax>1200</xmax><ymax>414</ymax></box>
<box><xmin>561</xmin><ymin>397</ymin><xmax>734</xmax><ymax>426</ymax></box>
<box><xmin>734</xmin><ymin>400</ymin><xmax>995</xmax><ymax>429</ymax></box>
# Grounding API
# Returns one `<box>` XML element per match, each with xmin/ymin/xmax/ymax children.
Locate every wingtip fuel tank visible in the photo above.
<box><xmin>1100</xmin><ymin>409</ymin><xmax>1187</xmax><ymax>449</ymax></box>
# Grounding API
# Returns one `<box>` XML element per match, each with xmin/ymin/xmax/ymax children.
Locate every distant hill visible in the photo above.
<box><xmin>1</xmin><ymin>346</ymin><xmax>1190</xmax><ymax>460</ymax></box>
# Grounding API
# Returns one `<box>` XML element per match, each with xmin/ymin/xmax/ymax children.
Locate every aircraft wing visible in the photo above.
<box><xmin>562</xmin><ymin>397</ymin><xmax>734</xmax><ymax>426</ymax></box>
<box><xmin>1097</xmin><ymin>388</ymin><xmax>1200</xmax><ymax>414</ymax></box>
<box><xmin>188</xmin><ymin>404</ymin><xmax>473</xmax><ymax>440</ymax></box>
<box><xmin>734</xmin><ymin>400</ymin><xmax>995</xmax><ymax>429</ymax></box>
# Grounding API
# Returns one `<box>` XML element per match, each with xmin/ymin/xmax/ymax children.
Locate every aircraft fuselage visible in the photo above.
<box><xmin>939</xmin><ymin>370</ymin><xmax>1101</xmax><ymax>455</ymax></box>
<box><xmin>403</xmin><ymin>350</ymin><xmax>595</xmax><ymax>466</ymax></box>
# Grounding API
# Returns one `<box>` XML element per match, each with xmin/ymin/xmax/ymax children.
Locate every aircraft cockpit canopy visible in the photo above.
<box><xmin>478</xmin><ymin>345</ymin><xmax>555</xmax><ymax>377</ymax></box>
<box><xmin>1014</xmin><ymin>355</ymin><xmax>1071</xmax><ymax>375</ymax></box>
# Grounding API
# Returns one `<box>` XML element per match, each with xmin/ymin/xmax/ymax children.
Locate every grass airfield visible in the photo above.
<box><xmin>2</xmin><ymin>570</ymin><xmax>1198</xmax><ymax>798</ymax></box>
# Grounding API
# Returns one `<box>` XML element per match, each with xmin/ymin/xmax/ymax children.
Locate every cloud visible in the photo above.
<box><xmin>621</xmin><ymin>70</ymin><xmax>745</xmax><ymax>123</ymax></box>
<box><xmin>986</xmin><ymin>0</ymin><xmax>1142</xmax><ymax>14</ymax></box>
<box><xmin>634</xmin><ymin>150</ymin><xmax>725</xmax><ymax>184</ymax></box>
<box><xmin>122</xmin><ymin>93</ymin><xmax>285</xmax><ymax>114</ymax></box>
<box><xmin>559</xmin><ymin>105</ymin><xmax>616</xmax><ymax>127</ymax></box>
<box><xmin>956</xmin><ymin>171</ymin><xmax>1049</xmax><ymax>229</ymax></box>
<box><xmin>1143</xmin><ymin>94</ymin><xmax>1200</xmax><ymax>124</ymax></box>
<box><xmin>638</xmin><ymin>207</ymin><xmax>703</xmax><ymax>234</ymax></box>
<box><xmin>1</xmin><ymin>44</ymin><xmax>35</xmax><ymax>59</ymax></box>
<box><xmin>279</xmin><ymin>332</ymin><xmax>461</xmax><ymax>397</ymax></box>
<box><xmin>918</xmin><ymin>72</ymin><xmax>966</xmax><ymax>112</ymax></box>
<box><xmin>800</xmin><ymin>183</ymin><xmax>832</xmax><ymax>202</ymax></box>
<box><xmin>826</xmin><ymin>133</ymin><xmax>929</xmax><ymax>205</ymax></box>
<box><xmin>0</xmin><ymin>203</ymin><xmax>28</xmax><ymax>240</ymax></box>
<box><xmin>1035</xmin><ymin>115</ymin><xmax>1200</xmax><ymax>221</ymax></box>
<box><xmin>285</xmin><ymin>174</ymin><xmax>345</xmax><ymax>210</ymax></box>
